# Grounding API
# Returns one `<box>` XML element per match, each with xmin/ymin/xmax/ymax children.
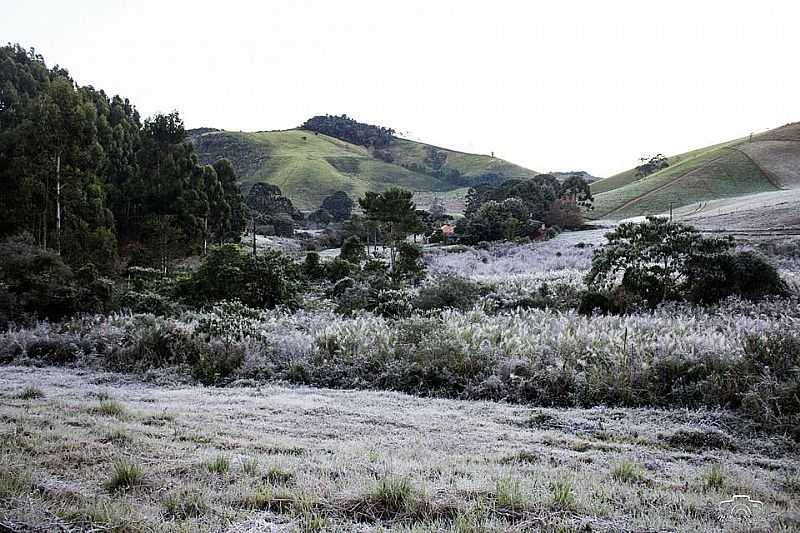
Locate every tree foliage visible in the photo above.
<box><xmin>320</xmin><ymin>191</ymin><xmax>353</xmax><ymax>222</ymax></box>
<box><xmin>635</xmin><ymin>154</ymin><xmax>669</xmax><ymax>178</ymax></box>
<box><xmin>0</xmin><ymin>44</ymin><xmax>246</xmax><ymax>275</ymax></box>
<box><xmin>301</xmin><ymin>114</ymin><xmax>395</xmax><ymax>148</ymax></box>
<box><xmin>585</xmin><ymin>217</ymin><xmax>784</xmax><ymax>307</ymax></box>
<box><xmin>177</xmin><ymin>244</ymin><xmax>303</xmax><ymax>309</ymax></box>
<box><xmin>358</xmin><ymin>188</ymin><xmax>420</xmax><ymax>269</ymax></box>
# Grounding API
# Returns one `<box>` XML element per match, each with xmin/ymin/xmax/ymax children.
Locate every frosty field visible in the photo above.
<box><xmin>2</xmin><ymin>366</ymin><xmax>799</xmax><ymax>533</ymax></box>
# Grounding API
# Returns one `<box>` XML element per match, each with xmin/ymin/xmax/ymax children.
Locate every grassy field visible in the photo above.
<box><xmin>2</xmin><ymin>366</ymin><xmax>799</xmax><ymax>532</ymax></box>
<box><xmin>189</xmin><ymin>129</ymin><xmax>537</xmax><ymax>210</ymax></box>
<box><xmin>589</xmin><ymin>122</ymin><xmax>800</xmax><ymax>220</ymax></box>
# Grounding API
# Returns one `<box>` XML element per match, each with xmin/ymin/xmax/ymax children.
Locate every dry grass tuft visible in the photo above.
<box><xmin>106</xmin><ymin>459</ymin><xmax>144</xmax><ymax>492</ymax></box>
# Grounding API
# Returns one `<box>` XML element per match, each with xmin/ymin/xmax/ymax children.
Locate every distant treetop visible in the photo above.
<box><xmin>301</xmin><ymin>114</ymin><xmax>395</xmax><ymax>148</ymax></box>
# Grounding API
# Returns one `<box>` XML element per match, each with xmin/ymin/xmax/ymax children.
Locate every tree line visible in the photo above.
<box><xmin>0</xmin><ymin>44</ymin><xmax>246</xmax><ymax>273</ymax></box>
<box><xmin>301</xmin><ymin>114</ymin><xmax>395</xmax><ymax>148</ymax></box>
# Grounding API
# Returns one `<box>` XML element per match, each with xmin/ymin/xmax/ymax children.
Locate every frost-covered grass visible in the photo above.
<box><xmin>3</xmin><ymin>231</ymin><xmax>800</xmax><ymax>530</ymax></box>
<box><xmin>0</xmin><ymin>366</ymin><xmax>797</xmax><ymax>532</ymax></box>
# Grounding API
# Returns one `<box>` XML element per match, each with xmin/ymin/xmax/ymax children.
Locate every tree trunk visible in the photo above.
<box><xmin>56</xmin><ymin>152</ymin><xmax>61</xmax><ymax>255</ymax></box>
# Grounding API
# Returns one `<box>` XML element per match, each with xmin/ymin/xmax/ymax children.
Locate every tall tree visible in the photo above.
<box><xmin>358</xmin><ymin>188</ymin><xmax>419</xmax><ymax>269</ymax></box>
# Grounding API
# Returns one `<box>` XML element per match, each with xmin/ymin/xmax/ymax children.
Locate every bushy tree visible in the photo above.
<box><xmin>358</xmin><ymin>188</ymin><xmax>420</xmax><ymax>269</ymax></box>
<box><xmin>586</xmin><ymin>217</ymin><xmax>783</xmax><ymax>307</ymax></box>
<box><xmin>635</xmin><ymin>154</ymin><xmax>669</xmax><ymax>178</ymax></box>
<box><xmin>340</xmin><ymin>236</ymin><xmax>366</xmax><ymax>264</ymax></box>
<box><xmin>178</xmin><ymin>245</ymin><xmax>302</xmax><ymax>309</ymax></box>
<box><xmin>459</xmin><ymin>198</ymin><xmax>533</xmax><ymax>243</ymax></box>
<box><xmin>320</xmin><ymin>191</ymin><xmax>353</xmax><ymax>222</ymax></box>
<box><xmin>393</xmin><ymin>242</ymin><xmax>425</xmax><ymax>283</ymax></box>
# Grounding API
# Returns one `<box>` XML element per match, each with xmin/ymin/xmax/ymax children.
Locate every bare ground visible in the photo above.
<box><xmin>1</xmin><ymin>366</ymin><xmax>799</xmax><ymax>532</ymax></box>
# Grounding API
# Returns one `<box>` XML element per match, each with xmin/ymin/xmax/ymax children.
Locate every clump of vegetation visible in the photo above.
<box><xmin>102</xmin><ymin>428</ymin><xmax>131</xmax><ymax>444</ymax></box>
<box><xmin>95</xmin><ymin>400</ymin><xmax>128</xmax><ymax>420</ymax></box>
<box><xmin>550</xmin><ymin>478</ymin><xmax>576</xmax><ymax>511</ymax></box>
<box><xmin>414</xmin><ymin>274</ymin><xmax>483</xmax><ymax>311</ymax></box>
<box><xmin>16</xmin><ymin>386</ymin><xmax>44</xmax><ymax>400</ymax></box>
<box><xmin>302</xmin><ymin>114</ymin><xmax>395</xmax><ymax>148</ymax></box>
<box><xmin>704</xmin><ymin>464</ymin><xmax>726</xmax><ymax>490</ymax></box>
<box><xmin>493</xmin><ymin>477</ymin><xmax>527</xmax><ymax>511</ymax></box>
<box><xmin>203</xmin><ymin>455</ymin><xmax>230</xmax><ymax>474</ymax></box>
<box><xmin>350</xmin><ymin>476</ymin><xmax>431</xmax><ymax>521</ymax></box>
<box><xmin>611</xmin><ymin>461</ymin><xmax>642</xmax><ymax>483</ymax></box>
<box><xmin>240</xmin><ymin>458</ymin><xmax>260</xmax><ymax>476</ymax></box>
<box><xmin>162</xmin><ymin>488</ymin><xmax>208</xmax><ymax>519</ymax></box>
<box><xmin>0</xmin><ymin>466</ymin><xmax>31</xmax><ymax>498</ymax></box>
<box><xmin>585</xmin><ymin>217</ymin><xmax>785</xmax><ymax>310</ymax></box>
<box><xmin>177</xmin><ymin>244</ymin><xmax>303</xmax><ymax>310</ymax></box>
<box><xmin>635</xmin><ymin>153</ymin><xmax>669</xmax><ymax>177</ymax></box>
<box><xmin>663</xmin><ymin>429</ymin><xmax>735</xmax><ymax>451</ymax></box>
<box><xmin>264</xmin><ymin>464</ymin><xmax>294</xmax><ymax>485</ymax></box>
<box><xmin>106</xmin><ymin>459</ymin><xmax>144</xmax><ymax>492</ymax></box>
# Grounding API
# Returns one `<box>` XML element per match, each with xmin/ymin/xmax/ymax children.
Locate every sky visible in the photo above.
<box><xmin>2</xmin><ymin>1</ymin><xmax>799</xmax><ymax>176</ymax></box>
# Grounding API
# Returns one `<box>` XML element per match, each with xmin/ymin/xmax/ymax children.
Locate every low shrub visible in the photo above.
<box><xmin>413</xmin><ymin>274</ymin><xmax>483</xmax><ymax>312</ymax></box>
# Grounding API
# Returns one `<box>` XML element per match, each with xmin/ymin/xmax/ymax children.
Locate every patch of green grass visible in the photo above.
<box><xmin>551</xmin><ymin>478</ymin><xmax>576</xmax><ymax>511</ymax></box>
<box><xmin>162</xmin><ymin>488</ymin><xmax>208</xmax><ymax>519</ymax></box>
<box><xmin>60</xmin><ymin>501</ymin><xmax>144</xmax><ymax>532</ymax></box>
<box><xmin>240</xmin><ymin>458</ymin><xmax>259</xmax><ymax>476</ymax></box>
<box><xmin>106</xmin><ymin>459</ymin><xmax>144</xmax><ymax>492</ymax></box>
<box><xmin>241</xmin><ymin>485</ymin><xmax>295</xmax><ymax>513</ymax></box>
<box><xmin>102</xmin><ymin>428</ymin><xmax>131</xmax><ymax>445</ymax></box>
<box><xmin>498</xmin><ymin>450</ymin><xmax>539</xmax><ymax>465</ymax></box>
<box><xmin>191</xmin><ymin>129</ymin><xmax>536</xmax><ymax>210</ymax></box>
<box><xmin>0</xmin><ymin>466</ymin><xmax>31</xmax><ymax>497</ymax></box>
<box><xmin>611</xmin><ymin>461</ymin><xmax>642</xmax><ymax>484</ymax></box>
<box><xmin>494</xmin><ymin>477</ymin><xmax>527</xmax><ymax>511</ymax></box>
<box><xmin>203</xmin><ymin>454</ymin><xmax>230</xmax><ymax>474</ymax></box>
<box><xmin>704</xmin><ymin>464</ymin><xmax>726</xmax><ymax>490</ymax></box>
<box><xmin>94</xmin><ymin>400</ymin><xmax>128</xmax><ymax>420</ymax></box>
<box><xmin>264</xmin><ymin>464</ymin><xmax>293</xmax><ymax>485</ymax></box>
<box><xmin>16</xmin><ymin>386</ymin><xmax>44</xmax><ymax>400</ymax></box>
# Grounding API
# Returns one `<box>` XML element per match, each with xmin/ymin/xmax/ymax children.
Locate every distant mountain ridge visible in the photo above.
<box><xmin>188</xmin><ymin>120</ymin><xmax>539</xmax><ymax>209</ymax></box>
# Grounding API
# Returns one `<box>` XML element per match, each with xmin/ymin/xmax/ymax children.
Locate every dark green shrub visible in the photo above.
<box><xmin>0</xmin><ymin>236</ymin><xmax>78</xmax><ymax>323</ymax></box>
<box><xmin>117</xmin><ymin>290</ymin><xmax>178</xmax><ymax>316</ymax></box>
<box><xmin>191</xmin><ymin>340</ymin><xmax>245</xmax><ymax>385</ymax></box>
<box><xmin>325</xmin><ymin>258</ymin><xmax>354</xmax><ymax>282</ymax></box>
<box><xmin>178</xmin><ymin>245</ymin><xmax>303</xmax><ymax>309</ymax></box>
<box><xmin>577</xmin><ymin>290</ymin><xmax>611</xmax><ymax>316</ymax></box>
<box><xmin>340</xmin><ymin>236</ymin><xmax>366</xmax><ymax>264</ymax></box>
<box><xmin>393</xmin><ymin>242</ymin><xmax>425</xmax><ymax>283</ymax></box>
<box><xmin>686</xmin><ymin>251</ymin><xmax>786</xmax><ymax>303</ymax></box>
<box><xmin>302</xmin><ymin>252</ymin><xmax>325</xmax><ymax>280</ymax></box>
<box><xmin>414</xmin><ymin>274</ymin><xmax>482</xmax><ymax>311</ymax></box>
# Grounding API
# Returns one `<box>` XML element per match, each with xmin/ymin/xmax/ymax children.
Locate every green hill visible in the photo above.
<box><xmin>589</xmin><ymin>122</ymin><xmax>800</xmax><ymax>219</ymax></box>
<box><xmin>188</xmin><ymin>128</ymin><xmax>538</xmax><ymax>210</ymax></box>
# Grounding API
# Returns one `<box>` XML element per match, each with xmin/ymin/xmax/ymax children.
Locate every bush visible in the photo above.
<box><xmin>340</xmin><ymin>236</ymin><xmax>366</xmax><ymax>264</ymax></box>
<box><xmin>178</xmin><ymin>245</ymin><xmax>303</xmax><ymax>309</ymax></box>
<box><xmin>0</xmin><ymin>235</ymin><xmax>78</xmax><ymax>324</ymax></box>
<box><xmin>393</xmin><ymin>242</ymin><xmax>425</xmax><ymax>283</ymax></box>
<box><xmin>325</xmin><ymin>258</ymin><xmax>354</xmax><ymax>282</ymax></box>
<box><xmin>687</xmin><ymin>251</ymin><xmax>787</xmax><ymax>303</ymax></box>
<box><xmin>302</xmin><ymin>252</ymin><xmax>324</xmax><ymax>280</ymax></box>
<box><xmin>414</xmin><ymin>274</ymin><xmax>483</xmax><ymax>311</ymax></box>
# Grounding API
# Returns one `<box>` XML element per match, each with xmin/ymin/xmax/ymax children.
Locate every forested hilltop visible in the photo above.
<box><xmin>0</xmin><ymin>44</ymin><xmax>246</xmax><ymax>273</ymax></box>
<box><xmin>189</xmin><ymin>115</ymin><xmax>540</xmax><ymax>209</ymax></box>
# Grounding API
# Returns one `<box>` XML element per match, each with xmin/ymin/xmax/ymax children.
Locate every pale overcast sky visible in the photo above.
<box><xmin>2</xmin><ymin>1</ymin><xmax>799</xmax><ymax>176</ymax></box>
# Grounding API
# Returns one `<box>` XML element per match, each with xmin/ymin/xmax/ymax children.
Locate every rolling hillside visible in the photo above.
<box><xmin>188</xmin><ymin>128</ymin><xmax>538</xmax><ymax>209</ymax></box>
<box><xmin>590</xmin><ymin>122</ymin><xmax>800</xmax><ymax>220</ymax></box>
